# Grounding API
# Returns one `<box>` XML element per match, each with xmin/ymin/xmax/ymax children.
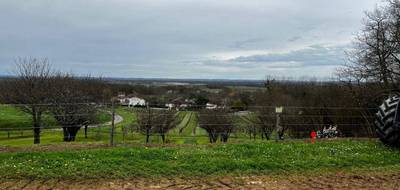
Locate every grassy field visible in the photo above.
<box><xmin>0</xmin><ymin>105</ymin><xmax>116</xmax><ymax>146</ymax></box>
<box><xmin>0</xmin><ymin>105</ymin><xmax>57</xmax><ymax>130</ymax></box>
<box><xmin>0</xmin><ymin>105</ymin><xmax>111</xmax><ymax>130</ymax></box>
<box><xmin>0</xmin><ymin>139</ymin><xmax>399</xmax><ymax>179</ymax></box>
<box><xmin>1</xmin><ymin>106</ymin><xmax>400</xmax><ymax>183</ymax></box>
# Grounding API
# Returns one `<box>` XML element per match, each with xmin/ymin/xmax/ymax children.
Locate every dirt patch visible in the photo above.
<box><xmin>1</xmin><ymin>173</ymin><xmax>400</xmax><ymax>190</ymax></box>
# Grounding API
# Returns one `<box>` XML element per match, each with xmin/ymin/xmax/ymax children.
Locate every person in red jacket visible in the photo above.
<box><xmin>310</xmin><ymin>130</ymin><xmax>317</xmax><ymax>144</ymax></box>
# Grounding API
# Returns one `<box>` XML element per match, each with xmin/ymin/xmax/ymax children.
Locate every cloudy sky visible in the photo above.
<box><xmin>0</xmin><ymin>0</ymin><xmax>382</xmax><ymax>79</ymax></box>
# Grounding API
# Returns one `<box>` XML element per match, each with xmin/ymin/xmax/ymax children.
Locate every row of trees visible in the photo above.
<box><xmin>135</xmin><ymin>109</ymin><xmax>237</xmax><ymax>143</ymax></box>
<box><xmin>136</xmin><ymin>109</ymin><xmax>178</xmax><ymax>143</ymax></box>
<box><xmin>135</xmin><ymin>108</ymin><xmax>276</xmax><ymax>143</ymax></box>
<box><xmin>0</xmin><ymin>58</ymin><xmax>111</xmax><ymax>144</ymax></box>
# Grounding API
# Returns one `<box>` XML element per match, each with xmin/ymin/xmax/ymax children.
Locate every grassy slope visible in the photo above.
<box><xmin>0</xmin><ymin>105</ymin><xmax>111</xmax><ymax>130</ymax></box>
<box><xmin>169</xmin><ymin>111</ymin><xmax>189</xmax><ymax>135</ymax></box>
<box><xmin>166</xmin><ymin>111</ymin><xmax>209</xmax><ymax>144</ymax></box>
<box><xmin>0</xmin><ymin>140</ymin><xmax>399</xmax><ymax>179</ymax></box>
<box><xmin>0</xmin><ymin>105</ymin><xmax>57</xmax><ymax>130</ymax></box>
<box><xmin>0</xmin><ymin>105</ymin><xmax>32</xmax><ymax>130</ymax></box>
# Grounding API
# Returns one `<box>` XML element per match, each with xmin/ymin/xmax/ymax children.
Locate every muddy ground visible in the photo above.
<box><xmin>1</xmin><ymin>172</ymin><xmax>400</xmax><ymax>190</ymax></box>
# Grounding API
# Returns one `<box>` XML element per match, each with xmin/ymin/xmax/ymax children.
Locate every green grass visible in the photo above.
<box><xmin>115</xmin><ymin>107</ymin><xmax>137</xmax><ymax>128</ymax></box>
<box><xmin>0</xmin><ymin>105</ymin><xmax>111</xmax><ymax>131</ymax></box>
<box><xmin>166</xmin><ymin>111</ymin><xmax>209</xmax><ymax>144</ymax></box>
<box><xmin>0</xmin><ymin>105</ymin><xmax>57</xmax><ymax>130</ymax></box>
<box><xmin>94</xmin><ymin>112</ymin><xmax>112</xmax><ymax>124</ymax></box>
<box><xmin>0</xmin><ymin>140</ymin><xmax>399</xmax><ymax>179</ymax></box>
<box><xmin>0</xmin><ymin>106</ymin><xmax>138</xmax><ymax>146</ymax></box>
<box><xmin>169</xmin><ymin>111</ymin><xmax>187</xmax><ymax>135</ymax></box>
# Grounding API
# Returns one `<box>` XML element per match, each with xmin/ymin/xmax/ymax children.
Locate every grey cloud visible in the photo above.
<box><xmin>230</xmin><ymin>38</ymin><xmax>265</xmax><ymax>49</ymax></box>
<box><xmin>185</xmin><ymin>44</ymin><xmax>348</xmax><ymax>79</ymax></box>
<box><xmin>0</xmin><ymin>0</ymin><xmax>382</xmax><ymax>79</ymax></box>
<box><xmin>230</xmin><ymin>45</ymin><xmax>346</xmax><ymax>67</ymax></box>
<box><xmin>288</xmin><ymin>36</ymin><xmax>302</xmax><ymax>42</ymax></box>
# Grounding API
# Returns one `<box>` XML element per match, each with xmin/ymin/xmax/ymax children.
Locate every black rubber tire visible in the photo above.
<box><xmin>375</xmin><ymin>96</ymin><xmax>400</xmax><ymax>147</ymax></box>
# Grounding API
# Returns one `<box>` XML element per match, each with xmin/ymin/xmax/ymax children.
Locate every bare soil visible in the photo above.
<box><xmin>1</xmin><ymin>172</ymin><xmax>400</xmax><ymax>190</ymax></box>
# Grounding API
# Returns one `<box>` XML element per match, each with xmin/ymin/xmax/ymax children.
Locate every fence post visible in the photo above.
<box><xmin>110</xmin><ymin>101</ymin><xmax>116</xmax><ymax>146</ymax></box>
<box><xmin>275</xmin><ymin>106</ymin><xmax>283</xmax><ymax>141</ymax></box>
<box><xmin>122</xmin><ymin>126</ymin><xmax>126</xmax><ymax>144</ymax></box>
<box><xmin>275</xmin><ymin>113</ymin><xmax>280</xmax><ymax>141</ymax></box>
<box><xmin>84</xmin><ymin>125</ymin><xmax>88</xmax><ymax>139</ymax></box>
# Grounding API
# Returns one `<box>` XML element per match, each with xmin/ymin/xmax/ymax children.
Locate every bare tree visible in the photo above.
<box><xmin>245</xmin><ymin>108</ymin><xmax>275</xmax><ymax>140</ymax></box>
<box><xmin>0</xmin><ymin>58</ymin><xmax>53</xmax><ymax>144</ymax></box>
<box><xmin>48</xmin><ymin>74</ymin><xmax>105</xmax><ymax>142</ymax></box>
<box><xmin>136</xmin><ymin>108</ymin><xmax>178</xmax><ymax>143</ymax></box>
<box><xmin>340</xmin><ymin>0</ymin><xmax>400</xmax><ymax>88</ymax></box>
<box><xmin>198</xmin><ymin>109</ymin><xmax>235</xmax><ymax>143</ymax></box>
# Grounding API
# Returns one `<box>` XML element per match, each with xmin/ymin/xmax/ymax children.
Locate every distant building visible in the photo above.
<box><xmin>119</xmin><ymin>97</ymin><xmax>146</xmax><ymax>107</ymax></box>
<box><xmin>117</xmin><ymin>92</ymin><xmax>126</xmax><ymax>99</ymax></box>
<box><xmin>206</xmin><ymin>103</ymin><xmax>218</xmax><ymax>110</ymax></box>
<box><xmin>165</xmin><ymin>103</ymin><xmax>175</xmax><ymax>110</ymax></box>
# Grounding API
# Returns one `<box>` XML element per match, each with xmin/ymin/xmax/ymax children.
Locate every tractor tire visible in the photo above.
<box><xmin>375</xmin><ymin>96</ymin><xmax>400</xmax><ymax>147</ymax></box>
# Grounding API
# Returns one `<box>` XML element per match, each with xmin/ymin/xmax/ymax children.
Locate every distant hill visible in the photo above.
<box><xmin>104</xmin><ymin>78</ymin><xmax>266</xmax><ymax>87</ymax></box>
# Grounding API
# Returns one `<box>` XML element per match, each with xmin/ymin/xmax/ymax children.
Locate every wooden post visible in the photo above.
<box><xmin>122</xmin><ymin>126</ymin><xmax>126</xmax><ymax>144</ymax></box>
<box><xmin>275</xmin><ymin>107</ymin><xmax>283</xmax><ymax>141</ymax></box>
<box><xmin>84</xmin><ymin>125</ymin><xmax>88</xmax><ymax>139</ymax></box>
<box><xmin>275</xmin><ymin>113</ymin><xmax>280</xmax><ymax>141</ymax></box>
<box><xmin>110</xmin><ymin>101</ymin><xmax>116</xmax><ymax>146</ymax></box>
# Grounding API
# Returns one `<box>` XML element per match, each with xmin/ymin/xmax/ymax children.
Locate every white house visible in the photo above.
<box><xmin>120</xmin><ymin>97</ymin><xmax>146</xmax><ymax>107</ymax></box>
<box><xmin>128</xmin><ymin>97</ymin><xmax>146</xmax><ymax>107</ymax></box>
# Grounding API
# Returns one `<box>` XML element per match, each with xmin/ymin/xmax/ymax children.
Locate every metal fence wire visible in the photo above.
<box><xmin>0</xmin><ymin>104</ymin><xmax>378</xmax><ymax>145</ymax></box>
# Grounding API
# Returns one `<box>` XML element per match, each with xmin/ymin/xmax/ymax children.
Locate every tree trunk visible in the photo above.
<box><xmin>33</xmin><ymin>126</ymin><xmax>41</xmax><ymax>144</ymax></box>
<box><xmin>211</xmin><ymin>132</ymin><xmax>218</xmax><ymax>143</ymax></box>
<box><xmin>84</xmin><ymin>125</ymin><xmax>88</xmax><ymax>139</ymax></box>
<box><xmin>264</xmin><ymin>132</ymin><xmax>270</xmax><ymax>140</ymax></box>
<box><xmin>146</xmin><ymin>134</ymin><xmax>150</xmax><ymax>143</ymax></box>
<box><xmin>32</xmin><ymin>112</ymin><xmax>41</xmax><ymax>144</ymax></box>
<box><xmin>146</xmin><ymin>129</ymin><xmax>150</xmax><ymax>143</ymax></box>
<box><xmin>63</xmin><ymin>126</ymin><xmax>81</xmax><ymax>142</ymax></box>
<box><xmin>161</xmin><ymin>134</ymin><xmax>165</xmax><ymax>143</ymax></box>
<box><xmin>221</xmin><ymin>133</ymin><xmax>229</xmax><ymax>142</ymax></box>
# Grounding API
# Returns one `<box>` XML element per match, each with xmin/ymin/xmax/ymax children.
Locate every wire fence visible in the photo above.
<box><xmin>0</xmin><ymin>103</ymin><xmax>379</xmax><ymax>145</ymax></box>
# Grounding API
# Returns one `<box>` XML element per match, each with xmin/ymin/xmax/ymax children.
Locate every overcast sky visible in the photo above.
<box><xmin>0</xmin><ymin>0</ymin><xmax>382</xmax><ymax>79</ymax></box>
